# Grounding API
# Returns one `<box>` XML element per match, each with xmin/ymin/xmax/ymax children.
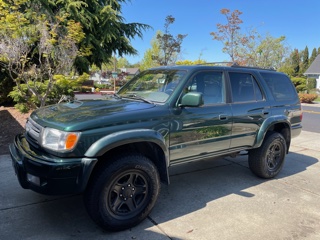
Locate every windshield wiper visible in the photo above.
<box><xmin>123</xmin><ymin>94</ymin><xmax>153</xmax><ymax>104</ymax></box>
<box><xmin>113</xmin><ymin>93</ymin><xmax>122</xmax><ymax>99</ymax></box>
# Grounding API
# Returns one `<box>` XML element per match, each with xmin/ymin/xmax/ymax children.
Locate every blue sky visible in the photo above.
<box><xmin>121</xmin><ymin>0</ymin><xmax>320</xmax><ymax>64</ymax></box>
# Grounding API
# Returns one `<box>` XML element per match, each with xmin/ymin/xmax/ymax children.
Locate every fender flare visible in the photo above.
<box><xmin>254</xmin><ymin>115</ymin><xmax>291</xmax><ymax>148</ymax></box>
<box><xmin>85</xmin><ymin>128</ymin><xmax>169</xmax><ymax>163</ymax></box>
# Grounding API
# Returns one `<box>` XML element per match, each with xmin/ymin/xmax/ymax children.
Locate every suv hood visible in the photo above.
<box><xmin>31</xmin><ymin>99</ymin><xmax>156</xmax><ymax>130</ymax></box>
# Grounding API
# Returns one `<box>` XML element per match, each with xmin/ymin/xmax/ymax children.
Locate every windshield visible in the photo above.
<box><xmin>117</xmin><ymin>69</ymin><xmax>187</xmax><ymax>103</ymax></box>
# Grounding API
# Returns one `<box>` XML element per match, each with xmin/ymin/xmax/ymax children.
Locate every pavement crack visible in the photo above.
<box><xmin>147</xmin><ymin>216</ymin><xmax>173</xmax><ymax>240</ymax></box>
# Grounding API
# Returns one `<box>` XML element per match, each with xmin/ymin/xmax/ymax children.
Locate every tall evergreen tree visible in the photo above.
<box><xmin>291</xmin><ymin>49</ymin><xmax>300</xmax><ymax>76</ymax></box>
<box><xmin>301</xmin><ymin>46</ymin><xmax>309</xmax><ymax>73</ymax></box>
<box><xmin>310</xmin><ymin>48</ymin><xmax>317</xmax><ymax>64</ymax></box>
<box><xmin>34</xmin><ymin>0</ymin><xmax>151</xmax><ymax>73</ymax></box>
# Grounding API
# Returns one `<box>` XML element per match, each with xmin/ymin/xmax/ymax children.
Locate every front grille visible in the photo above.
<box><xmin>25</xmin><ymin>118</ymin><xmax>43</xmax><ymax>148</ymax></box>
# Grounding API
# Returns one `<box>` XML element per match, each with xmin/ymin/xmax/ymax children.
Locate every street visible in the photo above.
<box><xmin>302</xmin><ymin>104</ymin><xmax>320</xmax><ymax>133</ymax></box>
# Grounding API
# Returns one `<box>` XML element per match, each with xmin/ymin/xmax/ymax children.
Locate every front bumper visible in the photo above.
<box><xmin>9</xmin><ymin>134</ymin><xmax>97</xmax><ymax>195</ymax></box>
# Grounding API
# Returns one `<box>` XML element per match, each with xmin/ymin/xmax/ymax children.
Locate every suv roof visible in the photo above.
<box><xmin>149</xmin><ymin>63</ymin><xmax>278</xmax><ymax>74</ymax></box>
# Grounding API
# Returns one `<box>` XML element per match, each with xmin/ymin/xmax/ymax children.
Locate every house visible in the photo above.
<box><xmin>89</xmin><ymin>72</ymin><xmax>111</xmax><ymax>85</ymax></box>
<box><xmin>304</xmin><ymin>54</ymin><xmax>320</xmax><ymax>89</ymax></box>
<box><xmin>119</xmin><ymin>68</ymin><xmax>140</xmax><ymax>77</ymax></box>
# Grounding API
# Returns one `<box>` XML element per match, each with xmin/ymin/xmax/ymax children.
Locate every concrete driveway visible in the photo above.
<box><xmin>1</xmin><ymin>131</ymin><xmax>319</xmax><ymax>240</ymax></box>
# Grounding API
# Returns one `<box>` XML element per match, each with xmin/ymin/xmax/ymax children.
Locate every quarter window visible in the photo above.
<box><xmin>260</xmin><ymin>72</ymin><xmax>297</xmax><ymax>101</ymax></box>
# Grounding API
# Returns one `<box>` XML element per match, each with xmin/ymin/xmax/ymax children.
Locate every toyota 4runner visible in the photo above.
<box><xmin>10</xmin><ymin>64</ymin><xmax>302</xmax><ymax>231</ymax></box>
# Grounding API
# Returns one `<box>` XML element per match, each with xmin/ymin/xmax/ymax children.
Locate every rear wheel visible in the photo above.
<box><xmin>84</xmin><ymin>153</ymin><xmax>160</xmax><ymax>231</ymax></box>
<box><xmin>249</xmin><ymin>132</ymin><xmax>287</xmax><ymax>178</ymax></box>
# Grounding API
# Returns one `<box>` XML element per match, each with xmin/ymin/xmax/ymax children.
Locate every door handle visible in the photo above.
<box><xmin>262</xmin><ymin>110</ymin><xmax>269</xmax><ymax>115</ymax></box>
<box><xmin>219</xmin><ymin>114</ymin><xmax>228</xmax><ymax>120</ymax></box>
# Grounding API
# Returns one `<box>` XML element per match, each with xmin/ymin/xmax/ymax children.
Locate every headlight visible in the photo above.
<box><xmin>42</xmin><ymin>128</ymin><xmax>80</xmax><ymax>152</ymax></box>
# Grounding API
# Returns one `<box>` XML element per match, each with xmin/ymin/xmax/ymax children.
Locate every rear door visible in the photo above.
<box><xmin>227</xmin><ymin>71</ymin><xmax>270</xmax><ymax>149</ymax></box>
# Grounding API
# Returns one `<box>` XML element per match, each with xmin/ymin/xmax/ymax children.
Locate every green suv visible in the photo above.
<box><xmin>10</xmin><ymin>64</ymin><xmax>302</xmax><ymax>231</ymax></box>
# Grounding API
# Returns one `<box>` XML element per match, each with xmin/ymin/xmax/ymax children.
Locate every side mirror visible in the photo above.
<box><xmin>179</xmin><ymin>92</ymin><xmax>203</xmax><ymax>107</ymax></box>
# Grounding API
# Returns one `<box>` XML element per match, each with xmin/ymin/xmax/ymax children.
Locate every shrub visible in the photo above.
<box><xmin>298</xmin><ymin>93</ymin><xmax>318</xmax><ymax>103</ymax></box>
<box><xmin>0</xmin><ymin>69</ymin><xmax>15</xmax><ymax>105</ymax></box>
<box><xmin>306</xmin><ymin>78</ymin><xmax>317</xmax><ymax>91</ymax></box>
<box><xmin>291</xmin><ymin>77</ymin><xmax>306</xmax><ymax>92</ymax></box>
<box><xmin>8</xmin><ymin>74</ymin><xmax>88</xmax><ymax>112</ymax></box>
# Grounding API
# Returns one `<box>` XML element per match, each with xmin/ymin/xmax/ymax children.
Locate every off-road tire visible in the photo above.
<box><xmin>248</xmin><ymin>132</ymin><xmax>287</xmax><ymax>179</ymax></box>
<box><xmin>84</xmin><ymin>153</ymin><xmax>160</xmax><ymax>231</ymax></box>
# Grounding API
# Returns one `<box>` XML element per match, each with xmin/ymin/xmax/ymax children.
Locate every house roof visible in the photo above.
<box><xmin>120</xmin><ymin>68</ymin><xmax>139</xmax><ymax>75</ymax></box>
<box><xmin>305</xmin><ymin>54</ymin><xmax>320</xmax><ymax>75</ymax></box>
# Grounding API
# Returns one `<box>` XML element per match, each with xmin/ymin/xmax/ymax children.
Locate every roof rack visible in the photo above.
<box><xmin>196</xmin><ymin>62</ymin><xmax>235</xmax><ymax>66</ymax></box>
<box><xmin>195</xmin><ymin>62</ymin><xmax>276</xmax><ymax>71</ymax></box>
<box><xmin>230</xmin><ymin>65</ymin><xmax>276</xmax><ymax>71</ymax></box>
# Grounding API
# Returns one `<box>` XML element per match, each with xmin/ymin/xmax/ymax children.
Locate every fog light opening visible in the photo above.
<box><xmin>27</xmin><ymin>173</ymin><xmax>41</xmax><ymax>186</ymax></box>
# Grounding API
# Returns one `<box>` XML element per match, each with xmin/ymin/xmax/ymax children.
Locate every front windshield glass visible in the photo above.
<box><xmin>117</xmin><ymin>69</ymin><xmax>186</xmax><ymax>103</ymax></box>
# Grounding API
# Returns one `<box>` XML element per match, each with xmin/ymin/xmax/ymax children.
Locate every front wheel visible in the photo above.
<box><xmin>248</xmin><ymin>132</ymin><xmax>287</xmax><ymax>179</ymax></box>
<box><xmin>84</xmin><ymin>153</ymin><xmax>160</xmax><ymax>231</ymax></box>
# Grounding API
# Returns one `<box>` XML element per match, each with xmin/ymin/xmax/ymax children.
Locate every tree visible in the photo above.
<box><xmin>291</xmin><ymin>49</ymin><xmax>300</xmax><ymax>76</ymax></box>
<box><xmin>210</xmin><ymin>9</ymin><xmax>289</xmax><ymax>69</ymax></box>
<box><xmin>254</xmin><ymin>35</ymin><xmax>289</xmax><ymax>69</ymax></box>
<box><xmin>0</xmin><ymin>1</ymin><xmax>84</xmax><ymax>110</ymax></box>
<box><xmin>153</xmin><ymin>15</ymin><xmax>187</xmax><ymax>66</ymax></box>
<box><xmin>175</xmin><ymin>59</ymin><xmax>207</xmax><ymax>65</ymax></box>
<box><xmin>301</xmin><ymin>46</ymin><xmax>309</xmax><ymax>73</ymax></box>
<box><xmin>35</xmin><ymin>0</ymin><xmax>151</xmax><ymax>73</ymax></box>
<box><xmin>310</xmin><ymin>47</ymin><xmax>317</xmax><ymax>64</ymax></box>
<box><xmin>140</xmin><ymin>31</ymin><xmax>161</xmax><ymax>70</ymax></box>
<box><xmin>210</xmin><ymin>9</ymin><xmax>247</xmax><ymax>62</ymax></box>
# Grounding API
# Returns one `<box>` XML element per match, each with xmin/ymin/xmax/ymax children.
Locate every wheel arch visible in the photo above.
<box><xmin>254</xmin><ymin>116</ymin><xmax>291</xmax><ymax>153</ymax></box>
<box><xmin>85</xmin><ymin>129</ymin><xmax>170</xmax><ymax>184</ymax></box>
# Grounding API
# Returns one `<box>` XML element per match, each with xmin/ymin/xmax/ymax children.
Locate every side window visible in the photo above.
<box><xmin>187</xmin><ymin>71</ymin><xmax>225</xmax><ymax>105</ymax></box>
<box><xmin>229</xmin><ymin>72</ymin><xmax>263</xmax><ymax>103</ymax></box>
<box><xmin>260</xmin><ymin>72</ymin><xmax>297</xmax><ymax>101</ymax></box>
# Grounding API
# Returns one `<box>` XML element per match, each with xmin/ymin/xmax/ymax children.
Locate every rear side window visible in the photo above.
<box><xmin>229</xmin><ymin>72</ymin><xmax>263</xmax><ymax>103</ymax></box>
<box><xmin>260</xmin><ymin>72</ymin><xmax>297</xmax><ymax>101</ymax></box>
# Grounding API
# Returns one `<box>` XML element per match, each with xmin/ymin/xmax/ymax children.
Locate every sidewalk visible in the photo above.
<box><xmin>1</xmin><ymin>131</ymin><xmax>320</xmax><ymax>240</ymax></box>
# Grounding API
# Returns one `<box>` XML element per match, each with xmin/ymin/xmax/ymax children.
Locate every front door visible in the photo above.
<box><xmin>169</xmin><ymin>71</ymin><xmax>232</xmax><ymax>164</ymax></box>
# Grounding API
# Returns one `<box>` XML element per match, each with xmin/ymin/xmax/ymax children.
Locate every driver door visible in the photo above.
<box><xmin>169</xmin><ymin>71</ymin><xmax>232</xmax><ymax>164</ymax></box>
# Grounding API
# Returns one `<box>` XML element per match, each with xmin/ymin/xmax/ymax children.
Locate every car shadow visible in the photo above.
<box><xmin>148</xmin><ymin>151</ymin><xmax>319</xmax><ymax>227</ymax></box>
<box><xmin>0</xmin><ymin>109</ymin><xmax>25</xmax><ymax>155</ymax></box>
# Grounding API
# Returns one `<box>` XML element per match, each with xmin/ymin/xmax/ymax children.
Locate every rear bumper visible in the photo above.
<box><xmin>10</xmin><ymin>134</ymin><xmax>97</xmax><ymax>195</ymax></box>
<box><xmin>291</xmin><ymin>123</ymin><xmax>302</xmax><ymax>138</ymax></box>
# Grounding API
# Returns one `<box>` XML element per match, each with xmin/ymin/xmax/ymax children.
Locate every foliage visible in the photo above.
<box><xmin>175</xmin><ymin>59</ymin><xmax>207</xmax><ymax>65</ymax></box>
<box><xmin>291</xmin><ymin>49</ymin><xmax>300</xmax><ymax>76</ymax></box>
<box><xmin>210</xmin><ymin>9</ymin><xmax>247</xmax><ymax>62</ymax></box>
<box><xmin>0</xmin><ymin>67</ymin><xmax>15</xmax><ymax>104</ymax></box>
<box><xmin>253</xmin><ymin>35</ymin><xmax>289</xmax><ymax>69</ymax></box>
<box><xmin>309</xmin><ymin>48</ymin><xmax>317</xmax><ymax>64</ymax></box>
<box><xmin>301</xmin><ymin>46</ymin><xmax>309</xmax><ymax>73</ymax></box>
<box><xmin>291</xmin><ymin>77</ymin><xmax>306</xmax><ymax>92</ymax></box>
<box><xmin>153</xmin><ymin>15</ymin><xmax>187</xmax><ymax>66</ymax></box>
<box><xmin>210</xmin><ymin>9</ymin><xmax>289</xmax><ymax>69</ymax></box>
<box><xmin>35</xmin><ymin>0</ymin><xmax>151</xmax><ymax>73</ymax></box>
<box><xmin>94</xmin><ymin>83</ymin><xmax>112</xmax><ymax>89</ymax></box>
<box><xmin>8</xmin><ymin>73</ymin><xmax>88</xmax><ymax>112</ymax></box>
<box><xmin>298</xmin><ymin>93</ymin><xmax>318</xmax><ymax>103</ymax></box>
<box><xmin>306</xmin><ymin>78</ymin><xmax>317</xmax><ymax>91</ymax></box>
<box><xmin>0</xmin><ymin>0</ymin><xmax>84</xmax><ymax>109</ymax></box>
<box><xmin>140</xmin><ymin>31</ymin><xmax>161</xmax><ymax>70</ymax></box>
